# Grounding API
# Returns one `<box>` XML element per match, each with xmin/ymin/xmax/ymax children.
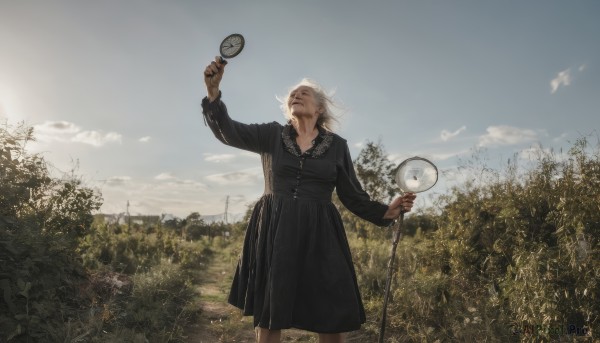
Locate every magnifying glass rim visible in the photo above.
<box><xmin>394</xmin><ymin>156</ymin><xmax>438</xmax><ymax>193</ymax></box>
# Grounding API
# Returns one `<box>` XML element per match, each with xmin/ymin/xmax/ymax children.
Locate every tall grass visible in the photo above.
<box><xmin>350</xmin><ymin>138</ymin><xmax>599</xmax><ymax>342</ymax></box>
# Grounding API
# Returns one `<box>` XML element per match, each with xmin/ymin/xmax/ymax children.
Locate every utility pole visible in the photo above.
<box><xmin>224</xmin><ymin>195</ymin><xmax>229</xmax><ymax>224</ymax></box>
<box><xmin>127</xmin><ymin>200</ymin><xmax>131</xmax><ymax>232</ymax></box>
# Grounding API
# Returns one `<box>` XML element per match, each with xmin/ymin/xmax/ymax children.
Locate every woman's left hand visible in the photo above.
<box><xmin>383</xmin><ymin>193</ymin><xmax>417</xmax><ymax>219</ymax></box>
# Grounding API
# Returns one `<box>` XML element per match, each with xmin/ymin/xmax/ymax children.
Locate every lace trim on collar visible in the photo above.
<box><xmin>281</xmin><ymin>124</ymin><xmax>333</xmax><ymax>158</ymax></box>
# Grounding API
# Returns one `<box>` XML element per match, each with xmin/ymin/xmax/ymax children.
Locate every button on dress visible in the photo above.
<box><xmin>202</xmin><ymin>93</ymin><xmax>392</xmax><ymax>333</ymax></box>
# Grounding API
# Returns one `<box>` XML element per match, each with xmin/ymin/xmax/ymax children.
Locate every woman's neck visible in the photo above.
<box><xmin>293</xmin><ymin>117</ymin><xmax>318</xmax><ymax>137</ymax></box>
<box><xmin>292</xmin><ymin>118</ymin><xmax>319</xmax><ymax>154</ymax></box>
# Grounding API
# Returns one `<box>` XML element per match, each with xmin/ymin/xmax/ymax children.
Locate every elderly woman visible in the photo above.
<box><xmin>202</xmin><ymin>57</ymin><xmax>416</xmax><ymax>343</ymax></box>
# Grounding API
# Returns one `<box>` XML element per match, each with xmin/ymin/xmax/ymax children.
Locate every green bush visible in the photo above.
<box><xmin>1</xmin><ymin>122</ymin><xmax>205</xmax><ymax>342</ymax></box>
<box><xmin>1</xmin><ymin>122</ymin><xmax>102</xmax><ymax>342</ymax></box>
<box><xmin>350</xmin><ymin>138</ymin><xmax>598</xmax><ymax>342</ymax></box>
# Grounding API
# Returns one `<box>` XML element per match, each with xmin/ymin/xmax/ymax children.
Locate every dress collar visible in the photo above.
<box><xmin>281</xmin><ymin>123</ymin><xmax>333</xmax><ymax>158</ymax></box>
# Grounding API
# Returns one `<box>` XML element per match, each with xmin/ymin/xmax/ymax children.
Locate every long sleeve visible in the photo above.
<box><xmin>335</xmin><ymin>140</ymin><xmax>393</xmax><ymax>227</ymax></box>
<box><xmin>202</xmin><ymin>92</ymin><xmax>277</xmax><ymax>153</ymax></box>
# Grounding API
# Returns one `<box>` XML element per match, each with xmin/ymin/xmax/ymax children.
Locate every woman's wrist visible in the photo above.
<box><xmin>207</xmin><ymin>88</ymin><xmax>220</xmax><ymax>102</ymax></box>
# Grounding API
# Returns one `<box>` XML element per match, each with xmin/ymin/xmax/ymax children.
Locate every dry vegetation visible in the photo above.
<box><xmin>1</xmin><ymin>122</ymin><xmax>598</xmax><ymax>342</ymax></box>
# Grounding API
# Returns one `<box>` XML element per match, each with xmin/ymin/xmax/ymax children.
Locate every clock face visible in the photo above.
<box><xmin>220</xmin><ymin>34</ymin><xmax>245</xmax><ymax>58</ymax></box>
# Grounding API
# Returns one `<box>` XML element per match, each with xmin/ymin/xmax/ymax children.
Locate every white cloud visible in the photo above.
<box><xmin>239</xmin><ymin>151</ymin><xmax>261</xmax><ymax>161</ymax></box>
<box><xmin>153</xmin><ymin>173</ymin><xmax>206</xmax><ymax>188</ymax></box>
<box><xmin>478</xmin><ymin>125</ymin><xmax>538</xmax><ymax>147</ymax></box>
<box><xmin>155</xmin><ymin>172</ymin><xmax>175</xmax><ymax>180</ymax></box>
<box><xmin>34</xmin><ymin>121</ymin><xmax>81</xmax><ymax>142</ymax></box>
<box><xmin>169</xmin><ymin>179</ymin><xmax>206</xmax><ymax>188</ymax></box>
<box><xmin>205</xmin><ymin>169</ymin><xmax>262</xmax><ymax>186</ymax></box>
<box><xmin>96</xmin><ymin>177</ymin><xmax>210</xmax><ymax>217</ymax></box>
<box><xmin>204</xmin><ymin>153</ymin><xmax>236</xmax><ymax>163</ymax></box>
<box><xmin>36</xmin><ymin>121</ymin><xmax>80</xmax><ymax>134</ymax></box>
<box><xmin>578</xmin><ymin>64</ymin><xmax>586</xmax><ymax>72</ymax></box>
<box><xmin>550</xmin><ymin>68</ymin><xmax>571</xmax><ymax>94</ymax></box>
<box><xmin>33</xmin><ymin>120</ymin><xmax>122</xmax><ymax>147</ymax></box>
<box><xmin>72</xmin><ymin>131</ymin><xmax>122</xmax><ymax>147</ymax></box>
<box><xmin>387</xmin><ymin>153</ymin><xmax>411</xmax><ymax>165</ymax></box>
<box><xmin>139</xmin><ymin>136</ymin><xmax>151</xmax><ymax>143</ymax></box>
<box><xmin>441</xmin><ymin>126</ymin><xmax>466</xmax><ymax>141</ymax></box>
<box><xmin>518</xmin><ymin>144</ymin><xmax>552</xmax><ymax>161</ymax></box>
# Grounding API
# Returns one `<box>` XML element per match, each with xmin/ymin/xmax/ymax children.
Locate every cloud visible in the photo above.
<box><xmin>72</xmin><ymin>131</ymin><xmax>122</xmax><ymax>147</ymax></box>
<box><xmin>106</xmin><ymin>176</ymin><xmax>132</xmax><ymax>186</ymax></box>
<box><xmin>34</xmin><ymin>121</ymin><xmax>81</xmax><ymax>142</ymax></box>
<box><xmin>153</xmin><ymin>173</ymin><xmax>205</xmax><ymax>188</ymax></box>
<box><xmin>429</xmin><ymin>149</ymin><xmax>470</xmax><ymax>161</ymax></box>
<box><xmin>38</xmin><ymin>121</ymin><xmax>80</xmax><ymax>133</ymax></box>
<box><xmin>518</xmin><ymin>144</ymin><xmax>552</xmax><ymax>161</ymax></box>
<box><xmin>441</xmin><ymin>126</ymin><xmax>466</xmax><ymax>141</ymax></box>
<box><xmin>33</xmin><ymin>120</ymin><xmax>122</xmax><ymax>147</ymax></box>
<box><xmin>169</xmin><ymin>179</ymin><xmax>206</xmax><ymax>188</ymax></box>
<box><xmin>204</xmin><ymin>153</ymin><xmax>236</xmax><ymax>163</ymax></box>
<box><xmin>578</xmin><ymin>64</ymin><xmax>586</xmax><ymax>72</ymax></box>
<box><xmin>205</xmin><ymin>170</ymin><xmax>261</xmax><ymax>186</ymax></box>
<box><xmin>228</xmin><ymin>194</ymin><xmax>247</xmax><ymax>205</ymax></box>
<box><xmin>550</xmin><ymin>68</ymin><xmax>571</xmax><ymax>94</ymax></box>
<box><xmin>478</xmin><ymin>125</ymin><xmax>538</xmax><ymax>147</ymax></box>
<box><xmin>155</xmin><ymin>172</ymin><xmax>175</xmax><ymax>180</ymax></box>
<box><xmin>388</xmin><ymin>149</ymin><xmax>467</xmax><ymax>167</ymax></box>
<box><xmin>95</xmin><ymin>177</ymin><xmax>209</xmax><ymax>217</ymax></box>
<box><xmin>139</xmin><ymin>136</ymin><xmax>151</xmax><ymax>143</ymax></box>
<box><xmin>239</xmin><ymin>151</ymin><xmax>261</xmax><ymax>160</ymax></box>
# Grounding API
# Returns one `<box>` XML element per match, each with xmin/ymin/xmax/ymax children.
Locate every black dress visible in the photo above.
<box><xmin>202</xmin><ymin>93</ymin><xmax>392</xmax><ymax>333</ymax></box>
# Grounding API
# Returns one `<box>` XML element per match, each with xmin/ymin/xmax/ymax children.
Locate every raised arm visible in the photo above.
<box><xmin>202</xmin><ymin>57</ymin><xmax>276</xmax><ymax>153</ymax></box>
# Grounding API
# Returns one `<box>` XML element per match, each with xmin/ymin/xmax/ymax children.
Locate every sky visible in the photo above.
<box><xmin>1</xmin><ymin>0</ymin><xmax>599</xmax><ymax>219</ymax></box>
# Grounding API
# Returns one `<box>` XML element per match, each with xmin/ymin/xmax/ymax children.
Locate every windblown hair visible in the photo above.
<box><xmin>278</xmin><ymin>78</ymin><xmax>341</xmax><ymax>132</ymax></box>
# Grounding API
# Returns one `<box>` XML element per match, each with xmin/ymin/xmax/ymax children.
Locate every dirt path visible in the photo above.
<box><xmin>184</xmin><ymin>252</ymin><xmax>316</xmax><ymax>342</ymax></box>
<box><xmin>184</xmin><ymin>244</ymin><xmax>374</xmax><ymax>343</ymax></box>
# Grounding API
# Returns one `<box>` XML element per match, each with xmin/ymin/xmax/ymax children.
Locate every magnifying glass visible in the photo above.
<box><xmin>379</xmin><ymin>156</ymin><xmax>438</xmax><ymax>342</ymax></box>
<box><xmin>394</xmin><ymin>156</ymin><xmax>438</xmax><ymax>193</ymax></box>
<box><xmin>207</xmin><ymin>33</ymin><xmax>245</xmax><ymax>76</ymax></box>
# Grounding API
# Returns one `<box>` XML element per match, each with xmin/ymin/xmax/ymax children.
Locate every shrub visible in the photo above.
<box><xmin>352</xmin><ymin>138</ymin><xmax>599</xmax><ymax>341</ymax></box>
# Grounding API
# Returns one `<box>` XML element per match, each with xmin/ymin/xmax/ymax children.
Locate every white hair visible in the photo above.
<box><xmin>278</xmin><ymin>78</ymin><xmax>342</xmax><ymax>132</ymax></box>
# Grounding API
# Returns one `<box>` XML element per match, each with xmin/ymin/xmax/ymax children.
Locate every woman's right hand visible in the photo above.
<box><xmin>204</xmin><ymin>56</ymin><xmax>225</xmax><ymax>102</ymax></box>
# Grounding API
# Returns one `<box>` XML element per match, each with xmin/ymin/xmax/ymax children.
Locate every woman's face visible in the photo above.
<box><xmin>288</xmin><ymin>86</ymin><xmax>321</xmax><ymax>119</ymax></box>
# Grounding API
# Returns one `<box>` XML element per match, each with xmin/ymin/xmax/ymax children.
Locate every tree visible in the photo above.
<box><xmin>353</xmin><ymin>140</ymin><xmax>396</xmax><ymax>203</ymax></box>
<box><xmin>184</xmin><ymin>211</ymin><xmax>207</xmax><ymax>240</ymax></box>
